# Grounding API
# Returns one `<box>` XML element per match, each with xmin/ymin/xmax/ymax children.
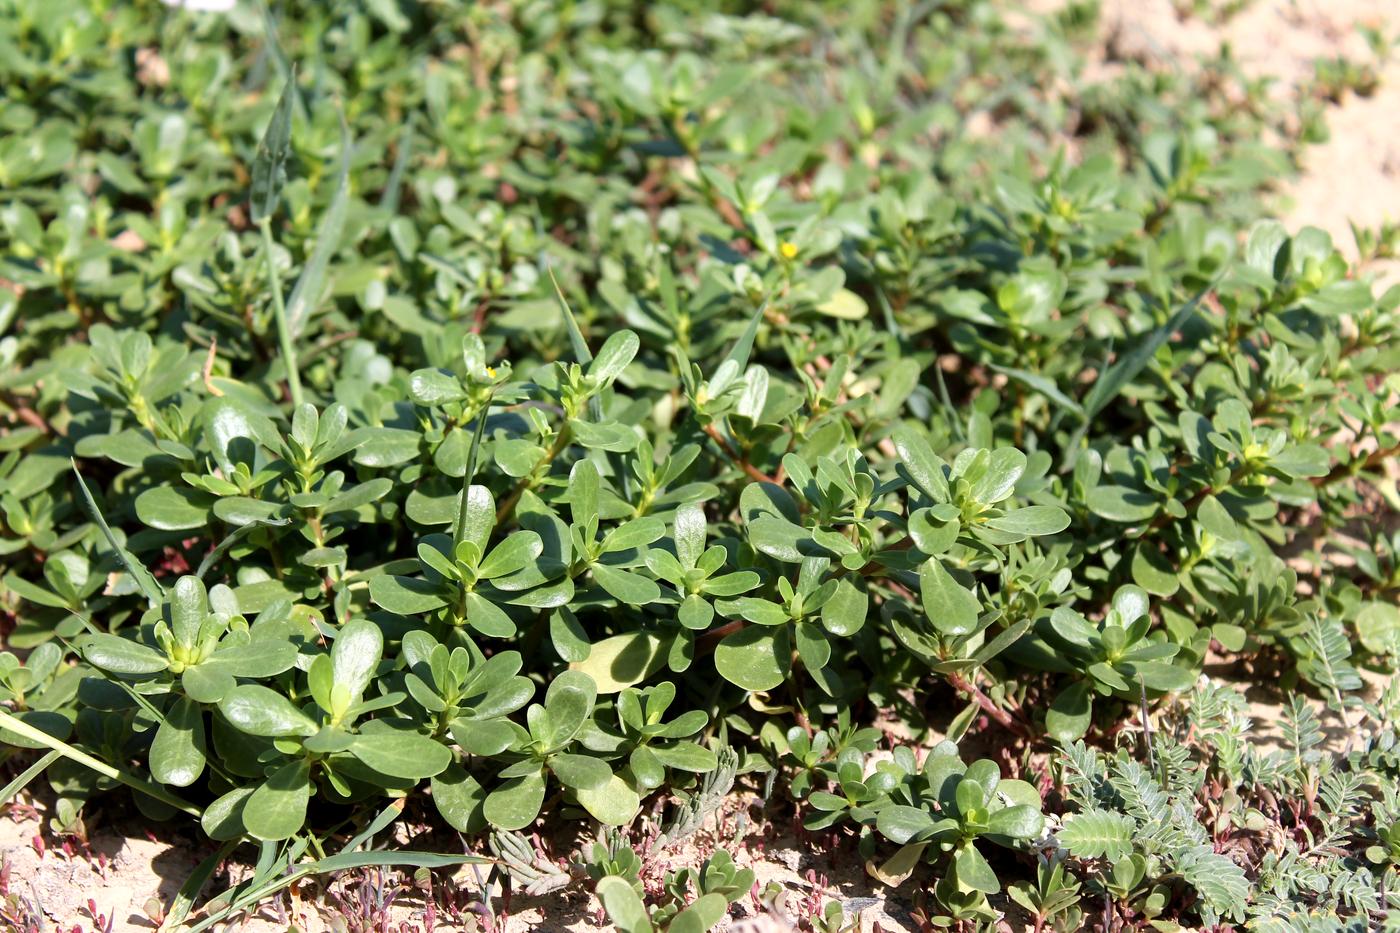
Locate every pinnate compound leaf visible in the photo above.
<box><xmin>1058</xmin><ymin>809</ymin><xmax>1135</xmax><ymax>861</ymax></box>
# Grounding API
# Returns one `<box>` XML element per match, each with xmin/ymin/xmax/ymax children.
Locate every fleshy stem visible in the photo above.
<box><xmin>496</xmin><ymin>423</ymin><xmax>572</xmax><ymax>526</ymax></box>
<box><xmin>260</xmin><ymin>217</ymin><xmax>304</xmax><ymax>408</ymax></box>
<box><xmin>945</xmin><ymin>671</ymin><xmax>1034</xmax><ymax>740</ymax></box>
<box><xmin>1312</xmin><ymin>440</ymin><xmax>1400</xmax><ymax>487</ymax></box>
<box><xmin>703</xmin><ymin>422</ymin><xmax>776</xmax><ymax>485</ymax></box>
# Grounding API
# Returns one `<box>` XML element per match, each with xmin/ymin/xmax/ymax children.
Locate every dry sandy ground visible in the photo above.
<box><xmin>0</xmin><ymin>799</ymin><xmax>918</xmax><ymax>933</ymax></box>
<box><xmin>4</xmin><ymin>2</ymin><xmax>1400</xmax><ymax>931</ymax></box>
<box><xmin>1092</xmin><ymin>0</ymin><xmax>1400</xmax><ymax>276</ymax></box>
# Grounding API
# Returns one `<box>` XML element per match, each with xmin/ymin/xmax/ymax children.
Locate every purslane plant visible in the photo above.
<box><xmin>1</xmin><ymin>1</ymin><xmax>1398</xmax><ymax>928</ymax></box>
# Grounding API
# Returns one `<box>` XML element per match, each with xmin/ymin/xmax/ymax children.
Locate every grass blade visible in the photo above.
<box><xmin>0</xmin><ymin>749</ymin><xmax>60</xmax><ymax>805</ymax></box>
<box><xmin>260</xmin><ymin>218</ymin><xmax>303</xmax><ymax>407</ymax></box>
<box><xmin>1081</xmin><ymin>279</ymin><xmax>1216</xmax><ymax>420</ymax></box>
<box><xmin>162</xmin><ymin>840</ymin><xmax>239</xmax><ymax>931</ymax></box>
<box><xmin>346</xmin><ymin>800</ymin><xmax>404</xmax><ymax>852</ymax></box>
<box><xmin>990</xmin><ymin>364</ymin><xmax>1085</xmax><ymax>419</ymax></box>
<box><xmin>186</xmin><ymin>846</ymin><xmax>486</xmax><ymax>933</ymax></box>
<box><xmin>249</xmin><ymin>66</ymin><xmax>297</xmax><ymax>226</ymax></box>
<box><xmin>380</xmin><ymin>116</ymin><xmax>414</xmax><ymax>216</ymax></box>
<box><xmin>197</xmin><ymin>516</ymin><xmax>292</xmax><ymax>581</ymax></box>
<box><xmin>452</xmin><ymin>390</ymin><xmax>495</xmax><ymax>550</ymax></box>
<box><xmin>0</xmin><ymin>710</ymin><xmax>200</xmax><ymax>817</ymax></box>
<box><xmin>71</xmin><ymin>460</ymin><xmax>164</xmax><ymax>607</ymax></box>
<box><xmin>311</xmin><ymin>850</ymin><xmax>482</xmax><ymax>872</ymax></box>
<box><xmin>546</xmin><ymin>265</ymin><xmax>632</xmax><ymax>496</ymax></box>
<box><xmin>709</xmin><ymin>300</ymin><xmax>766</xmax><ymax>397</ymax></box>
<box><xmin>547</xmin><ymin>264</ymin><xmax>594</xmax><ymax>368</ymax></box>
<box><xmin>256</xmin><ymin>0</ymin><xmax>305</xmax><ymax>122</ymax></box>
<box><xmin>286</xmin><ymin>106</ymin><xmax>352</xmax><ymax>339</ymax></box>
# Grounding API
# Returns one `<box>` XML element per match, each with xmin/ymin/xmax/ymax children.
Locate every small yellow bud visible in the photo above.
<box><xmin>779</xmin><ymin>241</ymin><xmax>798</xmax><ymax>260</ymax></box>
<box><xmin>486</xmin><ymin>365</ymin><xmax>497</xmax><ymax>378</ymax></box>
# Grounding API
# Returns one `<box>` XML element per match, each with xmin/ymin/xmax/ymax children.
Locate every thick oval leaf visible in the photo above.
<box><xmin>204</xmin><ymin>638</ymin><xmax>299</xmax><ymax>679</ymax></box>
<box><xmin>952</xmin><ymin>844</ymin><xmax>1000</xmax><ymax>894</ymax></box>
<box><xmin>590</xmin><ymin>564</ymin><xmax>660</xmax><ymax>605</ymax></box>
<box><xmin>1045</xmin><ymin>680</ymin><xmax>1093</xmax><ymax>742</ymax></box>
<box><xmin>569</xmin><ymin>631</ymin><xmax>668</xmax><ymax>693</ymax></box>
<box><xmin>918</xmin><ymin>558</ymin><xmax>980</xmax><ymax>637</ymax></box>
<box><xmin>79</xmin><ymin>634</ymin><xmax>168</xmax><ymax>675</ymax></box>
<box><xmin>820</xmin><ymin>577</ymin><xmax>867</xmax><ymax>636</ymax></box>
<box><xmin>984</xmin><ymin>804</ymin><xmax>1043</xmax><ymax>840</ymax></box>
<box><xmin>349</xmin><ymin>731</ymin><xmax>452</xmax><ymax>780</ymax></box>
<box><xmin>483</xmin><ymin>769</ymin><xmax>546</xmax><ymax>831</ymax></box>
<box><xmin>573</xmin><ymin>773</ymin><xmax>640</xmax><ymax>826</ymax></box>
<box><xmin>1086</xmin><ymin>485</ymin><xmax>1158</xmax><ymax>523</ymax></box>
<box><xmin>596</xmin><ymin>876</ymin><xmax>650</xmax><ymax>933</ymax></box>
<box><xmin>673</xmin><ymin>503</ymin><xmax>706</xmax><ymax>569</ymax></box>
<box><xmin>464</xmin><ymin>591</ymin><xmax>517</xmax><ymax>638</ymax></box>
<box><xmin>408</xmin><ymin>368</ymin><xmax>466</xmax><ymax>406</ymax></box>
<box><xmin>892</xmin><ymin>426</ymin><xmax>949</xmax><ymax>501</ymax></box>
<box><xmin>650</xmin><ymin>742</ymin><xmax>717</xmax><ymax>773</ymax></box>
<box><xmin>169</xmin><ymin>576</ymin><xmax>207</xmax><ymax>647</ymax></box>
<box><xmin>548</xmin><ymin>752</ymin><xmax>612</xmax><ymax>790</ymax></box>
<box><xmin>984</xmin><ymin>505</ymin><xmax>1069</xmax><ymax>537</ymax></box>
<box><xmin>219</xmin><ymin>684</ymin><xmax>318</xmax><ymax>737</ymax></box>
<box><xmin>432</xmin><ymin>765</ymin><xmax>486</xmax><ymax>833</ymax></box>
<box><xmin>714</xmin><ymin>625</ymin><xmax>789</xmax><ymax>692</ymax></box>
<box><xmin>876</xmin><ymin>805</ymin><xmax>937</xmax><ymax>844</ymax></box>
<box><xmin>369</xmin><ymin>575</ymin><xmax>447</xmax><ymax>615</ymax></box>
<box><xmin>150</xmin><ymin>697</ymin><xmax>207</xmax><ymax>787</ymax></box>
<box><xmin>629</xmin><ymin>745</ymin><xmax>666</xmax><ymax>789</ymax></box>
<box><xmin>243</xmin><ymin>759</ymin><xmax>312</xmax><ymax>841</ymax></box>
<box><xmin>587</xmin><ymin>330</ymin><xmax>639</xmax><ymax>388</ymax></box>
<box><xmin>352</xmin><ymin>428</ymin><xmax>422</xmax><ymax>467</ymax></box>
<box><xmin>331</xmin><ymin>620</ymin><xmax>383</xmax><ymax>701</ymax></box>
<box><xmin>538</xmin><ymin>670</ymin><xmax>597</xmax><ymax>749</ymax></box>
<box><xmin>135</xmin><ymin>486</ymin><xmax>213</xmax><ymax>531</ymax></box>
<box><xmin>182</xmin><ymin>664</ymin><xmax>236</xmax><ymax>705</ymax></box>
<box><xmin>201</xmin><ymin>787</ymin><xmax>254</xmax><ymax>841</ymax></box>
<box><xmin>478</xmin><ymin>532</ymin><xmax>543</xmax><ymax>579</ymax></box>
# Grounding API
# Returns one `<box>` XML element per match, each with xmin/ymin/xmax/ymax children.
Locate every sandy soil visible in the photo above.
<box><xmin>0</xmin><ymin>796</ymin><xmax>918</xmax><ymax>933</ymax></box>
<box><xmin>4</xmin><ymin>2</ymin><xmax>1399</xmax><ymax>931</ymax></box>
<box><xmin>1091</xmin><ymin>0</ymin><xmax>1400</xmax><ymax>278</ymax></box>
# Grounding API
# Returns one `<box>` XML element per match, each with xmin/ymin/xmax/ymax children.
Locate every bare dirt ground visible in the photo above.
<box><xmin>3</xmin><ymin>2</ymin><xmax>1399</xmax><ymax>931</ymax></box>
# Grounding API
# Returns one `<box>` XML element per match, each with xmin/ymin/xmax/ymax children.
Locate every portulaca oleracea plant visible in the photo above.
<box><xmin>1</xmin><ymin>0</ymin><xmax>1399</xmax><ymax>929</ymax></box>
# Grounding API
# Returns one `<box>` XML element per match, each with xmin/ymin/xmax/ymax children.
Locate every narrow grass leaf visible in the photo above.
<box><xmin>71</xmin><ymin>460</ymin><xmax>164</xmax><ymax>607</ymax></box>
<box><xmin>286</xmin><ymin>106</ymin><xmax>352</xmax><ymax>338</ymax></box>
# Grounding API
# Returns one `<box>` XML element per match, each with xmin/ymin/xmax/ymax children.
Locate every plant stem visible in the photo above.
<box><xmin>946</xmin><ymin>671</ymin><xmax>1034</xmax><ymax>740</ymax></box>
<box><xmin>496</xmin><ymin>423</ymin><xmax>572</xmax><ymax>526</ymax></box>
<box><xmin>703</xmin><ymin>422</ymin><xmax>776</xmax><ymax>484</ymax></box>
<box><xmin>260</xmin><ymin>218</ymin><xmax>304</xmax><ymax>408</ymax></box>
<box><xmin>1143</xmin><ymin>465</ymin><xmax>1249</xmax><ymax>534</ymax></box>
<box><xmin>1312</xmin><ymin>440</ymin><xmax>1400</xmax><ymax>487</ymax></box>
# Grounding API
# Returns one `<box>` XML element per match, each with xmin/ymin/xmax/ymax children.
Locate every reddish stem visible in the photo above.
<box><xmin>946</xmin><ymin>671</ymin><xmax>1035</xmax><ymax>740</ymax></box>
<box><xmin>703</xmin><ymin>423</ymin><xmax>777</xmax><ymax>485</ymax></box>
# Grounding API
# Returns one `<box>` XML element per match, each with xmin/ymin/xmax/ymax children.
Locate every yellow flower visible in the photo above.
<box><xmin>486</xmin><ymin>365</ymin><xmax>497</xmax><ymax>378</ymax></box>
<box><xmin>779</xmin><ymin>241</ymin><xmax>798</xmax><ymax>260</ymax></box>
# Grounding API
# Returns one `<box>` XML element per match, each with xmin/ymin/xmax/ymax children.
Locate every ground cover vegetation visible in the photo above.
<box><xmin>1</xmin><ymin>0</ymin><xmax>1399</xmax><ymax>929</ymax></box>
